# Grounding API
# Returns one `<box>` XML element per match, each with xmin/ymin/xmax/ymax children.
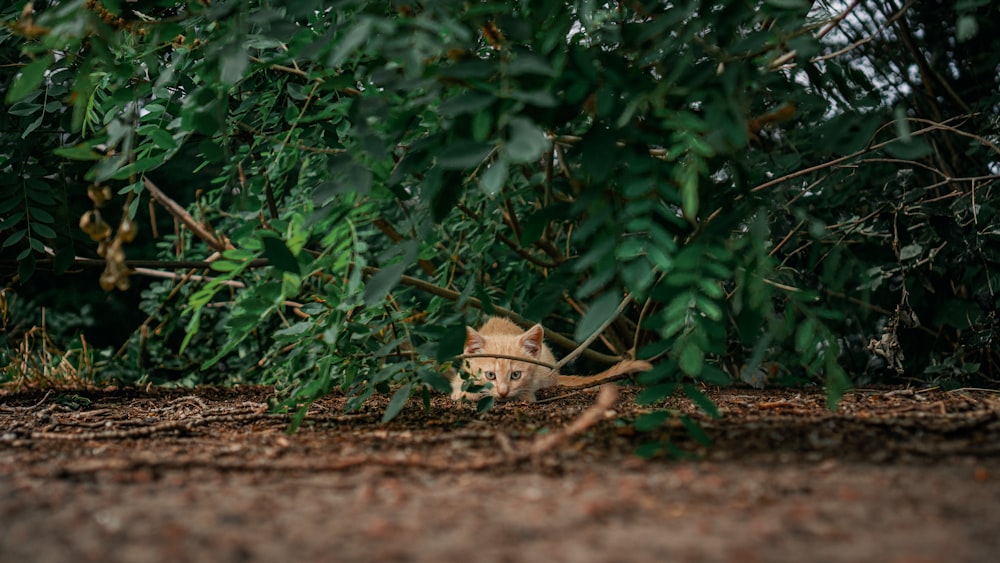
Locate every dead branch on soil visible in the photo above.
<box><xmin>25</xmin><ymin>409</ymin><xmax>273</xmax><ymax>441</ymax></box>
<box><xmin>525</xmin><ymin>384</ymin><xmax>618</xmax><ymax>457</ymax></box>
<box><xmin>7</xmin><ymin>404</ymin><xmax>378</xmax><ymax>442</ymax></box>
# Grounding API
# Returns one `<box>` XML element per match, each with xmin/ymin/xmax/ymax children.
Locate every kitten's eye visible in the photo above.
<box><xmin>484</xmin><ymin>371</ymin><xmax>497</xmax><ymax>380</ymax></box>
<box><xmin>510</xmin><ymin>371</ymin><xmax>522</xmax><ymax>380</ymax></box>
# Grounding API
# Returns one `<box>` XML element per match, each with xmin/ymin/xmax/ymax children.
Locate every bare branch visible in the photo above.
<box><xmin>143</xmin><ymin>178</ymin><xmax>229</xmax><ymax>253</ymax></box>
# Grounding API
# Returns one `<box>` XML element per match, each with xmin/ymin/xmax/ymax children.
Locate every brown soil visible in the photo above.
<box><xmin>2</xmin><ymin>384</ymin><xmax>999</xmax><ymax>563</ymax></box>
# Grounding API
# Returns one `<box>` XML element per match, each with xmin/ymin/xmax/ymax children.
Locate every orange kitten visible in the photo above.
<box><xmin>452</xmin><ymin>317</ymin><xmax>558</xmax><ymax>402</ymax></box>
<box><xmin>451</xmin><ymin>316</ymin><xmax>653</xmax><ymax>402</ymax></box>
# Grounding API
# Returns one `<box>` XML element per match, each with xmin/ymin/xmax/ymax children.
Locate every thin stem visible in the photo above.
<box><xmin>547</xmin><ymin>293</ymin><xmax>635</xmax><ymax>377</ymax></box>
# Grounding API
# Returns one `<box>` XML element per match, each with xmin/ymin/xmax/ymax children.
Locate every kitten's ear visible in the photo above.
<box><xmin>520</xmin><ymin>324</ymin><xmax>545</xmax><ymax>358</ymax></box>
<box><xmin>465</xmin><ymin>326</ymin><xmax>485</xmax><ymax>354</ymax></box>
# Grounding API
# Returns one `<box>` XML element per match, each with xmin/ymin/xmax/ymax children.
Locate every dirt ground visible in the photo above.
<box><xmin>2</xmin><ymin>383</ymin><xmax>999</xmax><ymax>563</ymax></box>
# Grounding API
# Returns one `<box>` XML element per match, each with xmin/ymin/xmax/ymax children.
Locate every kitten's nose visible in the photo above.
<box><xmin>496</xmin><ymin>385</ymin><xmax>509</xmax><ymax>398</ymax></box>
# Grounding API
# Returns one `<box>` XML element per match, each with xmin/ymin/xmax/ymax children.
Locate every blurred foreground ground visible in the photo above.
<box><xmin>2</xmin><ymin>384</ymin><xmax>999</xmax><ymax>562</ymax></box>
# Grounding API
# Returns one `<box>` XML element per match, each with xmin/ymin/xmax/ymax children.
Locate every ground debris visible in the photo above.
<box><xmin>2</xmin><ymin>384</ymin><xmax>999</xmax><ymax>562</ymax></box>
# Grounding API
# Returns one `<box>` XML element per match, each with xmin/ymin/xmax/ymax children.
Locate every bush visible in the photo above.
<box><xmin>2</xmin><ymin>1</ymin><xmax>998</xmax><ymax>421</ymax></box>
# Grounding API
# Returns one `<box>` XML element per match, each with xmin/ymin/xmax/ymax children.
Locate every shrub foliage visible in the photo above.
<box><xmin>2</xmin><ymin>1</ymin><xmax>998</xmax><ymax>421</ymax></box>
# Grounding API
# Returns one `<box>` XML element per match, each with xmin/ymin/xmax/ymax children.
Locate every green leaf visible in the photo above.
<box><xmin>899</xmin><ymin>243</ymin><xmax>922</xmax><ymax>261</ymax></box>
<box><xmin>22</xmin><ymin>114</ymin><xmax>43</xmax><ymax>139</ymax></box>
<box><xmin>8</xmin><ymin>101</ymin><xmax>41</xmax><ymax>116</ymax></box>
<box><xmin>634</xmin><ymin>442</ymin><xmax>663</xmax><ymax>459</ymax></box>
<box><xmin>149</xmin><ymin>129</ymin><xmax>178</xmax><ymax>149</ymax></box>
<box><xmin>0</xmin><ymin>212</ymin><xmax>25</xmax><ymax>229</ymax></box>
<box><xmin>274</xmin><ymin>322</ymin><xmax>311</xmax><ymax>338</ymax></box>
<box><xmin>224</xmin><ymin>248</ymin><xmax>257</xmax><ymax>261</ymax></box>
<box><xmin>893</xmin><ymin>105</ymin><xmax>911</xmax><ymax>142</ymax></box>
<box><xmin>27</xmin><ymin>206</ymin><xmax>54</xmax><ymax>223</ymax></box>
<box><xmin>508</xmin><ymin>52</ymin><xmax>555</xmax><ymax>76</ymax></box>
<box><xmin>956</xmin><ymin>15</ymin><xmax>979</xmax><ymax>42</ymax></box>
<box><xmin>680</xmin><ymin>165</ymin><xmax>699</xmax><ymax>222</ymax></box>
<box><xmin>31</xmin><ymin>223</ymin><xmax>57</xmax><ymax>239</ymax></box>
<box><xmin>519</xmin><ymin>205</ymin><xmax>564</xmax><ymax>247</ymax></box>
<box><xmin>53</xmin><ymin>246</ymin><xmax>74</xmax><ymax>274</ymax></box>
<box><xmin>439</xmin><ymin>92</ymin><xmax>494</xmax><ymax>117</ymax></box>
<box><xmin>679</xmin><ymin>415</ymin><xmax>711</xmax><ymax>446</ymax></box>
<box><xmin>795</xmin><ymin>318</ymin><xmax>815</xmax><ymax>354</ymax></box>
<box><xmin>382</xmin><ymin>382</ymin><xmax>412</xmax><ymax>423</ymax></box>
<box><xmin>579</xmin><ymin>125</ymin><xmax>616</xmax><ymax>182</ymax></box>
<box><xmin>440</xmin><ymin>59</ymin><xmax>496</xmax><ymax>80</ymax></box>
<box><xmin>110</xmin><ymin>157</ymin><xmax>162</xmax><ymax>180</ymax></box>
<box><xmin>3</xmin><ymin>229</ymin><xmax>27</xmax><ymax>248</ymax></box>
<box><xmin>634</xmin><ymin>411</ymin><xmax>669</xmax><ymax>431</ymax></box>
<box><xmin>507</xmin><ymin>89</ymin><xmax>557</xmax><ymax>107</ymax></box>
<box><xmin>476</xmin><ymin>395</ymin><xmax>495</xmax><ymax>413</ymax></box>
<box><xmin>883</xmin><ymin>137</ymin><xmax>933</xmax><ymax>160</ymax></box>
<box><xmin>438</xmin><ymin>324</ymin><xmax>468</xmax><ymax>362</ymax></box>
<box><xmin>505</xmin><ymin>117</ymin><xmax>549</xmax><ymax>164</ymax></box>
<box><xmin>6</xmin><ymin>55</ymin><xmax>54</xmax><ymax>104</ymax></box>
<box><xmin>472</xmin><ymin>110</ymin><xmax>493</xmax><ymax>141</ymax></box>
<box><xmin>678</xmin><ymin>341</ymin><xmax>704</xmax><ymax>378</ymax></box>
<box><xmin>479</xmin><ymin>160</ymin><xmax>507</xmax><ymax>196</ymax></box>
<box><xmin>18</xmin><ymin>252</ymin><xmax>35</xmax><ymax>281</ymax></box>
<box><xmin>574</xmin><ymin>290</ymin><xmax>620</xmax><ymax>343</ymax></box>
<box><xmin>437</xmin><ymin>142</ymin><xmax>494</xmax><ymax>170</ymax></box>
<box><xmin>693</xmin><ymin>295</ymin><xmax>722</xmax><ymax>321</ymax></box>
<box><xmin>364</xmin><ymin>262</ymin><xmax>406</xmax><ymax>307</ymax></box>
<box><xmin>329</xmin><ymin>19</ymin><xmax>373</xmax><ymax>67</ymax></box>
<box><xmin>683</xmin><ymin>384</ymin><xmax>719</xmax><ymax>418</ymax></box>
<box><xmin>53</xmin><ymin>145</ymin><xmax>103</xmax><ymax>160</ymax></box>
<box><xmin>227</xmin><ymin>313</ymin><xmax>260</xmax><ymax>332</ymax></box>
<box><xmin>209</xmin><ymin>259</ymin><xmax>240</xmax><ymax>273</ymax></box>
<box><xmin>699</xmin><ymin>365</ymin><xmax>731</xmax><ymax>386</ymax></box>
<box><xmin>220</xmin><ymin>42</ymin><xmax>249</xmax><ymax>85</ymax></box>
<box><xmin>261</xmin><ymin>234</ymin><xmax>300</xmax><ymax>274</ymax></box>
<box><xmin>824</xmin><ymin>358</ymin><xmax>852</xmax><ymax>410</ymax></box>
<box><xmin>420</xmin><ymin>369</ymin><xmax>452</xmax><ymax>394</ymax></box>
<box><xmin>635</xmin><ymin>382</ymin><xmax>676</xmax><ymax>406</ymax></box>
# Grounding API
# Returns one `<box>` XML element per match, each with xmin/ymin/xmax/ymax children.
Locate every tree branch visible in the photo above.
<box><xmin>143</xmin><ymin>178</ymin><xmax>229</xmax><ymax>253</ymax></box>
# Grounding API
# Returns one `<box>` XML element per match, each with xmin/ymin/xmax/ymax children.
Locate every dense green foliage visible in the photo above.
<box><xmin>2</xmin><ymin>1</ymin><xmax>998</xmax><ymax>432</ymax></box>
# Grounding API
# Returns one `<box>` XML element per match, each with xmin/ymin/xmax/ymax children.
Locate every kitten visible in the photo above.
<box><xmin>453</xmin><ymin>317</ymin><xmax>557</xmax><ymax>402</ymax></box>
<box><xmin>451</xmin><ymin>316</ymin><xmax>652</xmax><ymax>402</ymax></box>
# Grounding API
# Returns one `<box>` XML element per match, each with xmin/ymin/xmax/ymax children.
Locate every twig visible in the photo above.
<box><xmin>26</xmin><ymin>409</ymin><xmax>271</xmax><ymax>441</ymax></box>
<box><xmin>143</xmin><ymin>178</ymin><xmax>229</xmax><ymax>252</ymax></box>
<box><xmin>750</xmin><ymin>118</ymin><xmax>976</xmax><ymax>194</ymax></box>
<box><xmin>0</xmin><ymin>390</ymin><xmax>54</xmax><ymax>413</ymax></box>
<box><xmin>905</xmin><ymin>117</ymin><xmax>1000</xmax><ymax>158</ymax></box>
<box><xmin>248</xmin><ymin>56</ymin><xmax>362</xmax><ymax>97</ymax></box>
<box><xmin>131</xmin><ymin>267</ymin><xmax>246</xmax><ymax>288</ymax></box>
<box><xmin>547</xmin><ymin>294</ymin><xmax>635</xmax><ymax>377</ymax></box>
<box><xmin>812</xmin><ymin>0</ymin><xmax>915</xmax><ymax>63</ymax></box>
<box><xmin>29</xmin><ymin>389</ymin><xmax>53</xmax><ymax>409</ymax></box>
<box><xmin>816</xmin><ymin>0</ymin><xmax>862</xmax><ymax>40</ymax></box>
<box><xmin>527</xmin><ymin>384</ymin><xmax>617</xmax><ymax>455</ymax></box>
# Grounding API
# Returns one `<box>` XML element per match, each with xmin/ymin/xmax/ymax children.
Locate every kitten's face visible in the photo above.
<box><xmin>463</xmin><ymin>325</ymin><xmax>544</xmax><ymax>400</ymax></box>
<box><xmin>463</xmin><ymin>356</ymin><xmax>537</xmax><ymax>400</ymax></box>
